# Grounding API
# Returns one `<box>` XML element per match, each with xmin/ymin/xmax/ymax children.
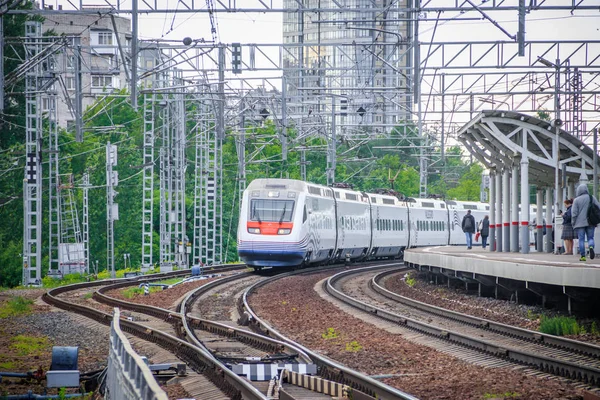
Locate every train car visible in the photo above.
<box><xmin>330</xmin><ymin>186</ymin><xmax>372</xmax><ymax>261</ymax></box>
<box><xmin>407</xmin><ymin>198</ymin><xmax>450</xmax><ymax>247</ymax></box>
<box><xmin>368</xmin><ymin>192</ymin><xmax>409</xmax><ymax>258</ymax></box>
<box><xmin>237</xmin><ymin>179</ymin><xmax>336</xmax><ymax>268</ymax></box>
<box><xmin>446</xmin><ymin>200</ymin><xmax>489</xmax><ymax>245</ymax></box>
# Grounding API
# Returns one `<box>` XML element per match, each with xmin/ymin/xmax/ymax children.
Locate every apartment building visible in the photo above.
<box><xmin>41</xmin><ymin>9</ymin><xmax>131</xmax><ymax>128</ymax></box>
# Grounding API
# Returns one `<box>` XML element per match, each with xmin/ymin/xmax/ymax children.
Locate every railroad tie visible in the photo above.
<box><xmin>232</xmin><ymin>363</ymin><xmax>317</xmax><ymax>381</ymax></box>
<box><xmin>282</xmin><ymin>369</ymin><xmax>350</xmax><ymax>397</ymax></box>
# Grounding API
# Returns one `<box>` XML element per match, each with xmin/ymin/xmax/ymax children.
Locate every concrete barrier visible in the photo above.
<box><xmin>106</xmin><ymin>308</ymin><xmax>168</xmax><ymax>400</ymax></box>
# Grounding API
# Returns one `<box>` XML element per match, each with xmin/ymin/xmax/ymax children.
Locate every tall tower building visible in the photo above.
<box><xmin>282</xmin><ymin>0</ymin><xmax>411</xmax><ymax>138</ymax></box>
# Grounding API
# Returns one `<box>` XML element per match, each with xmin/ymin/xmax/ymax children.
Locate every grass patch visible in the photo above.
<box><xmin>322</xmin><ymin>328</ymin><xmax>339</xmax><ymax>340</ymax></box>
<box><xmin>122</xmin><ymin>285</ymin><xmax>162</xmax><ymax>299</ymax></box>
<box><xmin>539</xmin><ymin>315</ymin><xmax>582</xmax><ymax>336</ymax></box>
<box><xmin>483</xmin><ymin>392</ymin><xmax>520</xmax><ymax>399</ymax></box>
<box><xmin>345</xmin><ymin>341</ymin><xmax>363</xmax><ymax>352</ymax></box>
<box><xmin>83</xmin><ymin>292</ymin><xmax>93</xmax><ymax>299</ymax></box>
<box><xmin>10</xmin><ymin>335</ymin><xmax>50</xmax><ymax>357</ymax></box>
<box><xmin>153</xmin><ymin>277</ymin><xmax>182</xmax><ymax>286</ymax></box>
<box><xmin>0</xmin><ymin>296</ymin><xmax>34</xmax><ymax>319</ymax></box>
<box><xmin>0</xmin><ymin>359</ymin><xmax>16</xmax><ymax>369</ymax></box>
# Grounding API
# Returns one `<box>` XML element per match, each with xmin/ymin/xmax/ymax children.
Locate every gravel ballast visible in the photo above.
<box><xmin>249</xmin><ymin>272</ymin><xmax>585</xmax><ymax>400</ymax></box>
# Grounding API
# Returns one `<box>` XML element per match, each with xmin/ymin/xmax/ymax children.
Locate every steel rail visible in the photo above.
<box><xmin>372</xmin><ymin>268</ymin><xmax>600</xmax><ymax>358</ymax></box>
<box><xmin>43</xmin><ymin>288</ymin><xmax>265</xmax><ymax>400</ymax></box>
<box><xmin>326</xmin><ymin>265</ymin><xmax>600</xmax><ymax>386</ymax></box>
<box><xmin>179</xmin><ymin>272</ymin><xmax>314</xmax><ymax>364</ymax></box>
<box><xmin>241</xmin><ymin>263</ymin><xmax>419</xmax><ymax>400</ymax></box>
<box><xmin>42</xmin><ymin>264</ymin><xmax>268</xmax><ymax>400</ymax></box>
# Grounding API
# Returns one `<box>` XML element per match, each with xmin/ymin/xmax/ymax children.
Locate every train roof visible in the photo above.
<box><xmin>446</xmin><ymin>200</ymin><xmax>489</xmax><ymax>211</ymax></box>
<box><xmin>407</xmin><ymin>198</ymin><xmax>447</xmax><ymax>209</ymax></box>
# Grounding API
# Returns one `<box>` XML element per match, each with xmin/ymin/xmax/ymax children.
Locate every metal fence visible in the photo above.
<box><xmin>106</xmin><ymin>308</ymin><xmax>168</xmax><ymax>400</ymax></box>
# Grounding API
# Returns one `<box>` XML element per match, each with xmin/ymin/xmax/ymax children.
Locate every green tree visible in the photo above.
<box><xmin>447</xmin><ymin>163</ymin><xmax>484</xmax><ymax>201</ymax></box>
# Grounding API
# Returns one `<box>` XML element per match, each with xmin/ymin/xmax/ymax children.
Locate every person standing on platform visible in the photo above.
<box><xmin>561</xmin><ymin>199</ymin><xmax>574</xmax><ymax>255</ymax></box>
<box><xmin>462</xmin><ymin>210</ymin><xmax>476</xmax><ymax>249</ymax></box>
<box><xmin>479</xmin><ymin>215</ymin><xmax>490</xmax><ymax>249</ymax></box>
<box><xmin>572</xmin><ymin>184</ymin><xmax>600</xmax><ymax>261</ymax></box>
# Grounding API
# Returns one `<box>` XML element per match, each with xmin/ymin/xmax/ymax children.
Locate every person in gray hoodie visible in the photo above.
<box><xmin>571</xmin><ymin>184</ymin><xmax>600</xmax><ymax>261</ymax></box>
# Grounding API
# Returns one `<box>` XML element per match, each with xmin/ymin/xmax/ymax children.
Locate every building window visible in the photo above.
<box><xmin>41</xmin><ymin>97</ymin><xmax>53</xmax><ymax>111</ymax></box>
<box><xmin>67</xmin><ymin>55</ymin><xmax>76</xmax><ymax>70</ymax></box>
<box><xmin>98</xmin><ymin>32</ymin><xmax>113</xmax><ymax>45</ymax></box>
<box><xmin>92</xmin><ymin>75</ymin><xmax>112</xmax><ymax>88</ymax></box>
<box><xmin>65</xmin><ymin>77</ymin><xmax>75</xmax><ymax>90</ymax></box>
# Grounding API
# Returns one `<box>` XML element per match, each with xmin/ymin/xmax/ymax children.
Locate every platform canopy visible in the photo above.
<box><xmin>457</xmin><ymin>110</ymin><xmax>599</xmax><ymax>187</ymax></box>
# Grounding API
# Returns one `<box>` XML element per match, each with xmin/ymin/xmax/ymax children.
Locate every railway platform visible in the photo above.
<box><xmin>404</xmin><ymin>246</ymin><xmax>600</xmax><ymax>313</ymax></box>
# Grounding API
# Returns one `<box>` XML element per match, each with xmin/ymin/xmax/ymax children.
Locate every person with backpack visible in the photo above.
<box><xmin>462</xmin><ymin>209</ymin><xmax>476</xmax><ymax>249</ymax></box>
<box><xmin>571</xmin><ymin>184</ymin><xmax>600</xmax><ymax>261</ymax></box>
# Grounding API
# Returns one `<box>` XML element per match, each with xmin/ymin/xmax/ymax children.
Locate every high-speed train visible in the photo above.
<box><xmin>237</xmin><ymin>178</ymin><xmax>491</xmax><ymax>269</ymax></box>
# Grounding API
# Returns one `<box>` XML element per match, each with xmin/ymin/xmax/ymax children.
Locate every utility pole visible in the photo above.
<box><xmin>327</xmin><ymin>96</ymin><xmax>336</xmax><ymax>186</ymax></box>
<box><xmin>48</xmin><ymin>91</ymin><xmax>60</xmax><ymax>275</ymax></box>
<box><xmin>237</xmin><ymin>92</ymin><xmax>246</xmax><ymax>206</ymax></box>
<box><xmin>82</xmin><ymin>173</ymin><xmax>90</xmax><ymax>275</ymax></box>
<box><xmin>106</xmin><ymin>143</ymin><xmax>118</xmax><ymax>278</ymax></box>
<box><xmin>74</xmin><ymin>37</ymin><xmax>83</xmax><ymax>142</ymax></box>
<box><xmin>23</xmin><ymin>21</ymin><xmax>43</xmax><ymax>286</ymax></box>
<box><xmin>141</xmin><ymin>92</ymin><xmax>155</xmax><ymax>273</ymax></box>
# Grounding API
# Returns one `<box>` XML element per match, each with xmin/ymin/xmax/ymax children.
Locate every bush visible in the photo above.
<box><xmin>539</xmin><ymin>315</ymin><xmax>581</xmax><ymax>336</ymax></box>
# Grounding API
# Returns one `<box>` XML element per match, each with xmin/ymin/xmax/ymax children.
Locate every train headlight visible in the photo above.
<box><xmin>277</xmin><ymin>228</ymin><xmax>291</xmax><ymax>235</ymax></box>
<box><xmin>248</xmin><ymin>227</ymin><xmax>261</xmax><ymax>234</ymax></box>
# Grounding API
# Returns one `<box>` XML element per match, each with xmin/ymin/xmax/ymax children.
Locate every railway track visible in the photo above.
<box><xmin>241</xmin><ymin>262</ymin><xmax>418</xmax><ymax>400</ymax></box>
<box><xmin>44</xmin><ymin>263</ymin><xmax>416</xmax><ymax>399</ymax></box>
<box><xmin>324</xmin><ymin>264</ymin><xmax>600</xmax><ymax>391</ymax></box>
<box><xmin>43</xmin><ymin>265</ymin><xmax>265</xmax><ymax>400</ymax></box>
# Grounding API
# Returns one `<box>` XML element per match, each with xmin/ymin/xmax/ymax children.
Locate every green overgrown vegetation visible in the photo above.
<box><xmin>345</xmin><ymin>341</ymin><xmax>363</xmax><ymax>352</ymax></box>
<box><xmin>122</xmin><ymin>285</ymin><xmax>163</xmax><ymax>298</ymax></box>
<box><xmin>42</xmin><ymin>273</ymin><xmax>92</xmax><ymax>288</ymax></box>
<box><xmin>483</xmin><ymin>392</ymin><xmax>520</xmax><ymax>399</ymax></box>
<box><xmin>0</xmin><ymin>296</ymin><xmax>34</xmax><ymax>318</ymax></box>
<box><xmin>322</xmin><ymin>328</ymin><xmax>339</xmax><ymax>340</ymax></box>
<box><xmin>9</xmin><ymin>335</ymin><xmax>50</xmax><ymax>356</ymax></box>
<box><xmin>0</xmin><ymin>360</ymin><xmax>16</xmax><ymax>369</ymax></box>
<box><xmin>405</xmin><ymin>275</ymin><xmax>416</xmax><ymax>287</ymax></box>
<box><xmin>539</xmin><ymin>315</ymin><xmax>582</xmax><ymax>336</ymax></box>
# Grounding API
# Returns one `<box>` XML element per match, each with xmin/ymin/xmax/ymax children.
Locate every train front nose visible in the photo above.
<box><xmin>238</xmin><ymin>222</ymin><xmax>306</xmax><ymax>267</ymax></box>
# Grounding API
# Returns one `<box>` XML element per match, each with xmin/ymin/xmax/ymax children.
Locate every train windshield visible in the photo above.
<box><xmin>250</xmin><ymin>199</ymin><xmax>295</xmax><ymax>222</ymax></box>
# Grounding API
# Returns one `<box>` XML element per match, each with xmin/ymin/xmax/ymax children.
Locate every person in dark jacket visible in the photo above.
<box><xmin>571</xmin><ymin>184</ymin><xmax>600</xmax><ymax>261</ymax></box>
<box><xmin>462</xmin><ymin>210</ymin><xmax>476</xmax><ymax>249</ymax></box>
<box><xmin>478</xmin><ymin>215</ymin><xmax>490</xmax><ymax>249</ymax></box>
<box><xmin>561</xmin><ymin>199</ymin><xmax>574</xmax><ymax>255</ymax></box>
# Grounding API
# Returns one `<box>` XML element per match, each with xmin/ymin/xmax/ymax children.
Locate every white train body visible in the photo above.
<box><xmin>237</xmin><ymin>178</ymin><xmax>491</xmax><ymax>268</ymax></box>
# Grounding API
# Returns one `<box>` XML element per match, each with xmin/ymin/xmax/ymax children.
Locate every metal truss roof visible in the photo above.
<box><xmin>457</xmin><ymin>110</ymin><xmax>600</xmax><ymax>187</ymax></box>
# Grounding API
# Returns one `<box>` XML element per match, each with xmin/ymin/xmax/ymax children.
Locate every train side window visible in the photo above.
<box><xmin>303</xmin><ymin>205</ymin><xmax>307</xmax><ymax>223</ymax></box>
<box><xmin>401</xmin><ymin>220</ymin><xmax>403</xmax><ymax>231</ymax></box>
